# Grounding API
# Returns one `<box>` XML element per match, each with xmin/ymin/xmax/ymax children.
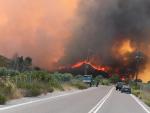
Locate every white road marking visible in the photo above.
<box><xmin>0</xmin><ymin>87</ymin><xmax>96</xmax><ymax>111</ymax></box>
<box><xmin>131</xmin><ymin>94</ymin><xmax>150</xmax><ymax>113</ymax></box>
<box><xmin>88</xmin><ymin>87</ymin><xmax>114</xmax><ymax>113</ymax></box>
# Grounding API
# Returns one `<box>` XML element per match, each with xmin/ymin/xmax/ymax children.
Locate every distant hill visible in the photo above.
<box><xmin>58</xmin><ymin>63</ymin><xmax>109</xmax><ymax>78</ymax></box>
<box><xmin>0</xmin><ymin>55</ymin><xmax>10</xmax><ymax>67</ymax></box>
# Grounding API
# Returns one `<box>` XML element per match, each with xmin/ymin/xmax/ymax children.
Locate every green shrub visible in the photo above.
<box><xmin>49</xmin><ymin>76</ymin><xmax>64</xmax><ymax>90</ymax></box>
<box><xmin>132</xmin><ymin>89</ymin><xmax>140</xmax><ymax>97</ymax></box>
<box><xmin>144</xmin><ymin>99</ymin><xmax>150</xmax><ymax>107</ymax></box>
<box><xmin>0</xmin><ymin>67</ymin><xmax>8</xmax><ymax>76</ymax></box>
<box><xmin>75</xmin><ymin>75</ymin><xmax>83</xmax><ymax>81</ymax></box>
<box><xmin>25</xmin><ymin>71</ymin><xmax>50</xmax><ymax>82</ymax></box>
<box><xmin>47</xmin><ymin>87</ymin><xmax>54</xmax><ymax>93</ymax></box>
<box><xmin>0</xmin><ymin>79</ymin><xmax>21</xmax><ymax>99</ymax></box>
<box><xmin>141</xmin><ymin>91</ymin><xmax>150</xmax><ymax>107</ymax></box>
<box><xmin>71</xmin><ymin>80</ymin><xmax>88</xmax><ymax>89</ymax></box>
<box><xmin>43</xmin><ymin>83</ymin><xmax>54</xmax><ymax>93</ymax></box>
<box><xmin>26</xmin><ymin>87</ymin><xmax>41</xmax><ymax>97</ymax></box>
<box><xmin>95</xmin><ymin>76</ymin><xmax>101</xmax><ymax>83</ymax></box>
<box><xmin>0</xmin><ymin>94</ymin><xmax>7</xmax><ymax>104</ymax></box>
<box><xmin>0</xmin><ymin>68</ymin><xmax>19</xmax><ymax>77</ymax></box>
<box><xmin>131</xmin><ymin>84</ymin><xmax>140</xmax><ymax>90</ymax></box>
<box><xmin>109</xmin><ymin>75</ymin><xmax>120</xmax><ymax>83</ymax></box>
<box><xmin>51</xmin><ymin>72</ymin><xmax>73</xmax><ymax>82</ymax></box>
<box><xmin>17</xmin><ymin>71</ymin><xmax>73</xmax><ymax>91</ymax></box>
<box><xmin>17</xmin><ymin>81</ymin><xmax>54</xmax><ymax>96</ymax></box>
<box><xmin>17</xmin><ymin>82</ymin><xmax>42</xmax><ymax>97</ymax></box>
<box><xmin>76</xmin><ymin>83</ymin><xmax>88</xmax><ymax>89</ymax></box>
<box><xmin>101</xmin><ymin>79</ymin><xmax>111</xmax><ymax>85</ymax></box>
<box><xmin>61</xmin><ymin>73</ymin><xmax>73</xmax><ymax>82</ymax></box>
<box><xmin>22</xmin><ymin>71</ymin><xmax>68</xmax><ymax>91</ymax></box>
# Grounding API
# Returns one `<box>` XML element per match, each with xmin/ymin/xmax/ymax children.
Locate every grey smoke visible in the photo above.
<box><xmin>61</xmin><ymin>0</ymin><xmax>150</xmax><ymax>69</ymax></box>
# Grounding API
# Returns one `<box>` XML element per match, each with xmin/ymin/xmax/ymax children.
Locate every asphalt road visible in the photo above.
<box><xmin>0</xmin><ymin>86</ymin><xmax>149</xmax><ymax>113</ymax></box>
<box><xmin>97</xmin><ymin>88</ymin><xmax>150</xmax><ymax>113</ymax></box>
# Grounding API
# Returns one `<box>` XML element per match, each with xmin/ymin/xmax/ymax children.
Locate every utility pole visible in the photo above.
<box><xmin>84</xmin><ymin>49</ymin><xmax>90</xmax><ymax>75</ymax></box>
<box><xmin>135</xmin><ymin>51</ymin><xmax>144</xmax><ymax>84</ymax></box>
<box><xmin>84</xmin><ymin>65</ymin><xmax>88</xmax><ymax>75</ymax></box>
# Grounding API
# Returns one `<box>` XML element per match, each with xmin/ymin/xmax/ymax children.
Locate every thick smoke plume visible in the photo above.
<box><xmin>61</xmin><ymin>0</ymin><xmax>150</xmax><ymax>77</ymax></box>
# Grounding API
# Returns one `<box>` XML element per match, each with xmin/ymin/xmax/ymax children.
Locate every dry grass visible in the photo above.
<box><xmin>142</xmin><ymin>90</ymin><xmax>150</xmax><ymax>107</ymax></box>
<box><xmin>62</xmin><ymin>83</ymin><xmax>77</xmax><ymax>91</ymax></box>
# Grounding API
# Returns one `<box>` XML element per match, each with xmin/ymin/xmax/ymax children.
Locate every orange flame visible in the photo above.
<box><xmin>72</xmin><ymin>61</ymin><xmax>109</xmax><ymax>72</ymax></box>
<box><xmin>139</xmin><ymin>63</ymin><xmax>150</xmax><ymax>83</ymax></box>
<box><xmin>112</xmin><ymin>39</ymin><xmax>135</xmax><ymax>61</ymax></box>
<box><xmin>119</xmin><ymin>39</ymin><xmax>135</xmax><ymax>55</ymax></box>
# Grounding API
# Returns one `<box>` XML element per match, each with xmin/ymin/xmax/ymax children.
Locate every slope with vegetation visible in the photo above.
<box><xmin>0</xmin><ymin>55</ymin><xmax>88</xmax><ymax>104</ymax></box>
<box><xmin>0</xmin><ymin>69</ymin><xmax>88</xmax><ymax>104</ymax></box>
<box><xmin>0</xmin><ymin>55</ymin><xmax>10</xmax><ymax>67</ymax></box>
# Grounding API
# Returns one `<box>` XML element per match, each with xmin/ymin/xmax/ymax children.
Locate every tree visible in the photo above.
<box><xmin>10</xmin><ymin>55</ymin><xmax>32</xmax><ymax>72</ymax></box>
<box><xmin>24</xmin><ymin>57</ymin><xmax>32</xmax><ymax>71</ymax></box>
<box><xmin>34</xmin><ymin>66</ymin><xmax>41</xmax><ymax>71</ymax></box>
<box><xmin>18</xmin><ymin>56</ymin><xmax>24</xmax><ymax>71</ymax></box>
<box><xmin>10</xmin><ymin>53</ymin><xmax>19</xmax><ymax>70</ymax></box>
<box><xmin>109</xmin><ymin>74</ymin><xmax>121</xmax><ymax>83</ymax></box>
<box><xmin>24</xmin><ymin>57</ymin><xmax>32</xmax><ymax>66</ymax></box>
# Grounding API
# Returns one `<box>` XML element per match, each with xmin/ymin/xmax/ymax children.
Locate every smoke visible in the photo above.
<box><xmin>57</xmin><ymin>0</ymin><xmax>150</xmax><ymax>82</ymax></box>
<box><xmin>0</xmin><ymin>0</ymin><xmax>150</xmax><ymax>80</ymax></box>
<box><xmin>61</xmin><ymin>0</ymin><xmax>150</xmax><ymax>77</ymax></box>
<box><xmin>0</xmin><ymin>0</ymin><xmax>78</xmax><ymax>69</ymax></box>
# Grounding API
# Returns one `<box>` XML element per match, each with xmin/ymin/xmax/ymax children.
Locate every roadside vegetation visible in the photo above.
<box><xmin>0</xmin><ymin>55</ymin><xmax>89</xmax><ymax>104</ymax></box>
<box><xmin>0</xmin><ymin>68</ymin><xmax>88</xmax><ymax>104</ymax></box>
<box><xmin>95</xmin><ymin>74</ymin><xmax>121</xmax><ymax>86</ymax></box>
<box><xmin>70</xmin><ymin>79</ymin><xmax>88</xmax><ymax>89</ymax></box>
<box><xmin>130</xmin><ymin>81</ymin><xmax>150</xmax><ymax>107</ymax></box>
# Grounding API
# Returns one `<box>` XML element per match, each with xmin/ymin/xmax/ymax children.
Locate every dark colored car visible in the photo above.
<box><xmin>121</xmin><ymin>85</ymin><xmax>131</xmax><ymax>94</ymax></box>
<box><xmin>116</xmin><ymin>82</ymin><xmax>124</xmax><ymax>91</ymax></box>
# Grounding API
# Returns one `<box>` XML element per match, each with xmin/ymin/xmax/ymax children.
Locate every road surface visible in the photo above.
<box><xmin>0</xmin><ymin>86</ymin><xmax>149</xmax><ymax>113</ymax></box>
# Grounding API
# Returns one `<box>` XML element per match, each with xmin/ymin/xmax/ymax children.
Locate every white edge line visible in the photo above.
<box><xmin>0</xmin><ymin>87</ymin><xmax>96</xmax><ymax>111</ymax></box>
<box><xmin>88</xmin><ymin>87</ymin><xmax>114</xmax><ymax>113</ymax></box>
<box><xmin>130</xmin><ymin>94</ymin><xmax>150</xmax><ymax>113</ymax></box>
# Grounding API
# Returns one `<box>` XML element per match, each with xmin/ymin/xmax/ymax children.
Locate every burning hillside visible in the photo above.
<box><xmin>59</xmin><ymin>61</ymin><xmax>109</xmax><ymax>77</ymax></box>
<box><xmin>71</xmin><ymin>61</ymin><xmax>109</xmax><ymax>72</ymax></box>
<box><xmin>59</xmin><ymin>0</ymin><xmax>150</xmax><ymax>82</ymax></box>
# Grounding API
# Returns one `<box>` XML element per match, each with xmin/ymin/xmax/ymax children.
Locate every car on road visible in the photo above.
<box><xmin>116</xmin><ymin>82</ymin><xmax>125</xmax><ymax>91</ymax></box>
<box><xmin>121</xmin><ymin>85</ymin><xmax>131</xmax><ymax>94</ymax></box>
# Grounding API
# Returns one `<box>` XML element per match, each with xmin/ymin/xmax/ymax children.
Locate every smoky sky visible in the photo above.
<box><xmin>61</xmin><ymin>0</ymin><xmax>150</xmax><ymax>66</ymax></box>
<box><xmin>0</xmin><ymin>0</ymin><xmax>79</xmax><ymax>69</ymax></box>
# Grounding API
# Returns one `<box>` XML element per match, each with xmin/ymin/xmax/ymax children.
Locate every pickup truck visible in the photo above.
<box><xmin>82</xmin><ymin>75</ymin><xmax>93</xmax><ymax>87</ymax></box>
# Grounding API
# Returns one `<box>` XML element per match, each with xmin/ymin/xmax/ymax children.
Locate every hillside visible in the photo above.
<box><xmin>59</xmin><ymin>63</ymin><xmax>109</xmax><ymax>77</ymax></box>
<box><xmin>0</xmin><ymin>55</ymin><xmax>10</xmax><ymax>67</ymax></box>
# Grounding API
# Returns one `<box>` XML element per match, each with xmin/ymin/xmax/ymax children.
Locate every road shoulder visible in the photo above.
<box><xmin>0</xmin><ymin>87</ymin><xmax>95</xmax><ymax>109</ymax></box>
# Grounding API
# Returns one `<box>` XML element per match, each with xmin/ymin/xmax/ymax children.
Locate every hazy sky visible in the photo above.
<box><xmin>0</xmin><ymin>0</ymin><xmax>79</xmax><ymax>69</ymax></box>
